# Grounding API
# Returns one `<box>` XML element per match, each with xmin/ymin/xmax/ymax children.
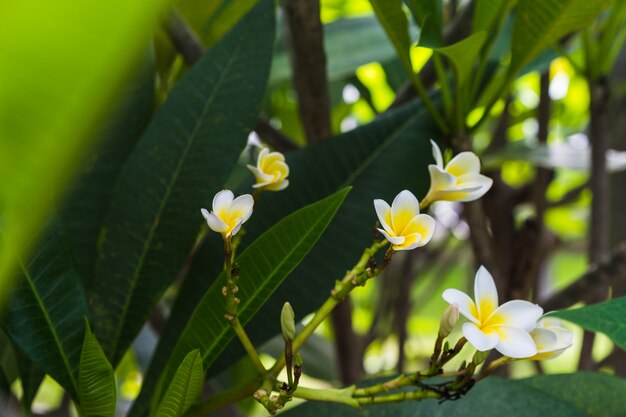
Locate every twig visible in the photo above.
<box><xmin>282</xmin><ymin>0</ymin><xmax>332</xmax><ymax>142</ymax></box>
<box><xmin>540</xmin><ymin>242</ymin><xmax>626</xmax><ymax>312</ymax></box>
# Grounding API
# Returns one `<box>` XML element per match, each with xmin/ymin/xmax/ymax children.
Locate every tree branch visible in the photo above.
<box><xmin>282</xmin><ymin>0</ymin><xmax>332</xmax><ymax>142</ymax></box>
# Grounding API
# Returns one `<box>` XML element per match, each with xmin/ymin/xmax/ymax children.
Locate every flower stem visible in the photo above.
<box><xmin>293</xmin><ymin>386</ymin><xmax>359</xmax><ymax>408</ymax></box>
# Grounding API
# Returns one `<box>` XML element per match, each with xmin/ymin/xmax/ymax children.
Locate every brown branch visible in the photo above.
<box><xmin>540</xmin><ymin>242</ymin><xmax>626</xmax><ymax>312</ymax></box>
<box><xmin>164</xmin><ymin>8</ymin><xmax>298</xmax><ymax>153</ymax></box>
<box><xmin>282</xmin><ymin>0</ymin><xmax>332</xmax><ymax>142</ymax></box>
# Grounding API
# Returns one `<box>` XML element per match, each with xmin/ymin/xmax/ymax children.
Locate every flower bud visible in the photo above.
<box><xmin>281</xmin><ymin>302</ymin><xmax>296</xmax><ymax>341</ymax></box>
<box><xmin>294</xmin><ymin>353</ymin><xmax>303</xmax><ymax>367</ymax></box>
<box><xmin>438</xmin><ymin>303</ymin><xmax>459</xmax><ymax>337</ymax></box>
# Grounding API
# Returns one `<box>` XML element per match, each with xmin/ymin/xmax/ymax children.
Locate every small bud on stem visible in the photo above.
<box><xmin>438</xmin><ymin>303</ymin><xmax>459</xmax><ymax>338</ymax></box>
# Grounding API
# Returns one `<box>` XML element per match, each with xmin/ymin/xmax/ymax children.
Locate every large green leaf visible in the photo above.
<box><xmin>1</xmin><ymin>220</ymin><xmax>90</xmax><ymax>400</ymax></box>
<box><xmin>152</xmin><ymin>350</ymin><xmax>203</xmax><ymax>417</ymax></box>
<box><xmin>473</xmin><ymin>0</ymin><xmax>515</xmax><ymax>33</ymax></box>
<box><xmin>270</xmin><ymin>16</ymin><xmax>398</xmax><ymax>84</ymax></box>
<box><xmin>79</xmin><ymin>320</ymin><xmax>116</xmax><ymax>417</ymax></box>
<box><xmin>131</xmin><ymin>188</ymin><xmax>350</xmax><ymax>417</ymax></box>
<box><xmin>551</xmin><ymin>296</ymin><xmax>626</xmax><ymax>351</ymax></box>
<box><xmin>283</xmin><ymin>373</ymin><xmax>626</xmax><ymax>416</ymax></box>
<box><xmin>0</xmin><ymin>0</ymin><xmax>169</xmax><ymax>307</ymax></box>
<box><xmin>59</xmin><ymin>52</ymin><xmax>155</xmax><ymax>290</ymax></box>
<box><xmin>403</xmin><ymin>0</ymin><xmax>443</xmax><ymax>47</ymax></box>
<box><xmin>14</xmin><ymin>348</ymin><xmax>45</xmax><ymax>411</ymax></box>
<box><xmin>509</xmin><ymin>0</ymin><xmax>612</xmax><ymax>74</ymax></box>
<box><xmin>369</xmin><ymin>0</ymin><xmax>413</xmax><ymax>74</ymax></box>
<box><xmin>140</xmin><ymin>99</ymin><xmax>437</xmax><ymax>401</ymax></box>
<box><xmin>91</xmin><ymin>0</ymin><xmax>275</xmax><ymax>365</ymax></box>
<box><xmin>435</xmin><ymin>32</ymin><xmax>487</xmax><ymax>87</ymax></box>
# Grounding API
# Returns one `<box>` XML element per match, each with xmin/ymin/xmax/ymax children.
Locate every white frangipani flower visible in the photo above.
<box><xmin>247</xmin><ymin>147</ymin><xmax>290</xmax><ymax>191</ymax></box>
<box><xmin>529</xmin><ymin>318</ymin><xmax>573</xmax><ymax>360</ymax></box>
<box><xmin>442</xmin><ymin>266</ymin><xmax>543</xmax><ymax>358</ymax></box>
<box><xmin>201</xmin><ymin>190</ymin><xmax>254</xmax><ymax>238</ymax></box>
<box><xmin>374</xmin><ymin>190</ymin><xmax>436</xmax><ymax>251</ymax></box>
<box><xmin>421</xmin><ymin>140</ymin><xmax>493</xmax><ymax>207</ymax></box>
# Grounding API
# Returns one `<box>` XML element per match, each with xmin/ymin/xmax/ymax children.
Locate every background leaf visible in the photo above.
<box><xmin>0</xmin><ymin>0</ymin><xmax>169</xmax><ymax>306</ymax></box>
<box><xmin>91</xmin><ymin>0</ymin><xmax>276</xmax><ymax>366</ymax></box>
<box><xmin>132</xmin><ymin>188</ymin><xmax>350</xmax><ymax>417</ymax></box>
<box><xmin>79</xmin><ymin>321</ymin><xmax>116</xmax><ymax>417</ymax></box>
<box><xmin>283</xmin><ymin>373</ymin><xmax>626</xmax><ymax>417</ymax></box>
<box><xmin>435</xmin><ymin>32</ymin><xmax>487</xmax><ymax>87</ymax></box>
<box><xmin>551</xmin><ymin>296</ymin><xmax>626</xmax><ymax>350</ymax></box>
<box><xmin>509</xmin><ymin>0</ymin><xmax>612</xmax><ymax>74</ymax></box>
<box><xmin>1</xmin><ymin>220</ymin><xmax>89</xmax><ymax>400</ymax></box>
<box><xmin>368</xmin><ymin>0</ymin><xmax>413</xmax><ymax>74</ymax></box>
<box><xmin>59</xmin><ymin>52</ymin><xmax>156</xmax><ymax>290</ymax></box>
<box><xmin>153</xmin><ymin>350</ymin><xmax>203</xmax><ymax>417</ymax></box>
<box><xmin>403</xmin><ymin>0</ymin><xmax>443</xmax><ymax>47</ymax></box>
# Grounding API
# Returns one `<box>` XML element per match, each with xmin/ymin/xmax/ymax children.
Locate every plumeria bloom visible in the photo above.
<box><xmin>247</xmin><ymin>147</ymin><xmax>290</xmax><ymax>191</ymax></box>
<box><xmin>421</xmin><ymin>140</ymin><xmax>493</xmax><ymax>207</ymax></box>
<box><xmin>529</xmin><ymin>318</ymin><xmax>573</xmax><ymax>360</ymax></box>
<box><xmin>442</xmin><ymin>266</ymin><xmax>543</xmax><ymax>358</ymax></box>
<box><xmin>374</xmin><ymin>190</ymin><xmax>435</xmax><ymax>251</ymax></box>
<box><xmin>201</xmin><ymin>190</ymin><xmax>254</xmax><ymax>238</ymax></box>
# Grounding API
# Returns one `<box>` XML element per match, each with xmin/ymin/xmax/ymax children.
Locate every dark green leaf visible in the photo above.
<box><xmin>473</xmin><ymin>0</ymin><xmax>512</xmax><ymax>33</ymax></box>
<box><xmin>79</xmin><ymin>320</ymin><xmax>116</xmax><ymax>417</ymax></box>
<box><xmin>435</xmin><ymin>32</ymin><xmax>487</xmax><ymax>87</ymax></box>
<box><xmin>135</xmin><ymin>189</ymin><xmax>349</xmax><ymax>416</ymax></box>
<box><xmin>404</xmin><ymin>0</ymin><xmax>443</xmax><ymax>47</ymax></box>
<box><xmin>152</xmin><ymin>350</ymin><xmax>203</xmax><ymax>417</ymax></box>
<box><xmin>59</xmin><ymin>52</ymin><xmax>155</xmax><ymax>289</ymax></box>
<box><xmin>91</xmin><ymin>0</ymin><xmax>275</xmax><ymax>365</ymax></box>
<box><xmin>14</xmin><ymin>348</ymin><xmax>45</xmax><ymax>410</ymax></box>
<box><xmin>551</xmin><ymin>296</ymin><xmax>626</xmax><ymax>350</ymax></box>
<box><xmin>510</xmin><ymin>0</ymin><xmax>612</xmax><ymax>74</ymax></box>
<box><xmin>2</xmin><ymin>220</ymin><xmax>89</xmax><ymax>400</ymax></box>
<box><xmin>283</xmin><ymin>373</ymin><xmax>626</xmax><ymax>417</ymax></box>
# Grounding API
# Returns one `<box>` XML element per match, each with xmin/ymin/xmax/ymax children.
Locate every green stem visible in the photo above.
<box><xmin>432</xmin><ymin>53</ymin><xmax>453</xmax><ymax>121</ymax></box>
<box><xmin>356</xmin><ymin>390</ymin><xmax>439</xmax><ymax>404</ymax></box>
<box><xmin>271</xmin><ymin>240</ymin><xmax>389</xmax><ymax>376</ymax></box>
<box><xmin>293</xmin><ymin>386</ymin><xmax>360</xmax><ymax>408</ymax></box>
<box><xmin>409</xmin><ymin>70</ymin><xmax>449</xmax><ymax>134</ymax></box>
<box><xmin>231</xmin><ymin>318</ymin><xmax>267</xmax><ymax>374</ymax></box>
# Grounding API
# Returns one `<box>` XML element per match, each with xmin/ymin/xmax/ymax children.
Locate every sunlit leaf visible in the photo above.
<box><xmin>79</xmin><ymin>320</ymin><xmax>116</xmax><ymax>417</ymax></box>
<box><xmin>551</xmin><ymin>296</ymin><xmax>626</xmax><ymax>350</ymax></box>
<box><xmin>435</xmin><ymin>32</ymin><xmax>487</xmax><ymax>87</ymax></box>
<box><xmin>152</xmin><ymin>350</ymin><xmax>203</xmax><ymax>417</ymax></box>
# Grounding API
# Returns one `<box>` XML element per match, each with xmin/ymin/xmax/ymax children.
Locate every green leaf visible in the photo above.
<box><xmin>369</xmin><ymin>0</ymin><xmax>413</xmax><ymax>74</ymax></box>
<box><xmin>551</xmin><ymin>296</ymin><xmax>626</xmax><ymax>350</ymax></box>
<box><xmin>152</xmin><ymin>350</ymin><xmax>203</xmax><ymax>417</ymax></box>
<box><xmin>14</xmin><ymin>348</ymin><xmax>45</xmax><ymax>411</ymax></box>
<box><xmin>270</xmin><ymin>17</ymin><xmax>398</xmax><ymax>85</ymax></box>
<box><xmin>1</xmin><ymin>220</ymin><xmax>90</xmax><ymax>400</ymax></box>
<box><xmin>91</xmin><ymin>0</ymin><xmax>276</xmax><ymax>365</ymax></box>
<box><xmin>435</xmin><ymin>32</ymin><xmax>488</xmax><ymax>87</ymax></box>
<box><xmin>473</xmin><ymin>0</ymin><xmax>514</xmax><ymax>33</ymax></box>
<box><xmin>59</xmin><ymin>52</ymin><xmax>155</xmax><ymax>289</ymax></box>
<box><xmin>0</xmin><ymin>0</ymin><xmax>169</xmax><ymax>307</ymax></box>
<box><xmin>79</xmin><ymin>320</ymin><xmax>116</xmax><ymax>417</ymax></box>
<box><xmin>403</xmin><ymin>0</ymin><xmax>443</xmax><ymax>47</ymax></box>
<box><xmin>510</xmin><ymin>0</ymin><xmax>613</xmax><ymax>74</ymax></box>
<box><xmin>283</xmin><ymin>373</ymin><xmax>626</xmax><ymax>417</ymax></box>
<box><xmin>144</xmin><ymin>100</ymin><xmax>437</xmax><ymax>395</ymax></box>
<box><xmin>131</xmin><ymin>188</ymin><xmax>350</xmax><ymax>417</ymax></box>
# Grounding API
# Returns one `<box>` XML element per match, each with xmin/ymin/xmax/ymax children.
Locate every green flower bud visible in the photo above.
<box><xmin>439</xmin><ymin>303</ymin><xmax>459</xmax><ymax>337</ymax></box>
<box><xmin>294</xmin><ymin>353</ymin><xmax>303</xmax><ymax>367</ymax></box>
<box><xmin>472</xmin><ymin>349</ymin><xmax>490</xmax><ymax>365</ymax></box>
<box><xmin>281</xmin><ymin>302</ymin><xmax>296</xmax><ymax>341</ymax></box>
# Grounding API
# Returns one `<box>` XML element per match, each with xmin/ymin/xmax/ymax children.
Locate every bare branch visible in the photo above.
<box><xmin>282</xmin><ymin>0</ymin><xmax>332</xmax><ymax>142</ymax></box>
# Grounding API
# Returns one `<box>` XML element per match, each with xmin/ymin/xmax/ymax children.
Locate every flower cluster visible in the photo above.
<box><xmin>442</xmin><ymin>267</ymin><xmax>573</xmax><ymax>359</ymax></box>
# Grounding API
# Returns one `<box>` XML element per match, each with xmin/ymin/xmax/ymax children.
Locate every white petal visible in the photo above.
<box><xmin>256</xmin><ymin>147</ymin><xmax>270</xmax><ymax>165</ymax></box>
<box><xmin>442</xmin><ymin>289</ymin><xmax>479</xmax><ymax>324</ymax></box>
<box><xmin>247</xmin><ymin>164</ymin><xmax>274</xmax><ymax>182</ymax></box>
<box><xmin>229</xmin><ymin>219</ymin><xmax>244</xmax><ymax>237</ymax></box>
<box><xmin>530</xmin><ymin>327</ymin><xmax>558</xmax><ymax>352</ymax></box>
<box><xmin>446</xmin><ymin>152</ymin><xmax>481</xmax><ymax>176</ymax></box>
<box><xmin>230</xmin><ymin>194</ymin><xmax>254</xmax><ymax>223</ymax></box>
<box><xmin>428</xmin><ymin>165</ymin><xmax>456</xmax><ymax>189</ymax></box>
<box><xmin>391</xmin><ymin>190</ymin><xmax>420</xmax><ymax>232</ymax></box>
<box><xmin>493</xmin><ymin>325</ymin><xmax>537</xmax><ymax>358</ymax></box>
<box><xmin>394</xmin><ymin>232</ymin><xmax>421</xmax><ymax>251</ymax></box>
<box><xmin>462</xmin><ymin>322</ymin><xmax>499</xmax><ymax>351</ymax></box>
<box><xmin>247</xmin><ymin>132</ymin><xmax>263</xmax><ymax>148</ymax></box>
<box><xmin>487</xmin><ymin>300</ymin><xmax>543</xmax><ymax>331</ymax></box>
<box><xmin>430</xmin><ymin>139</ymin><xmax>444</xmax><ymax>168</ymax></box>
<box><xmin>377</xmin><ymin>228</ymin><xmax>404</xmax><ymax>245</ymax></box>
<box><xmin>270</xmin><ymin>179</ymin><xmax>289</xmax><ymax>191</ymax></box>
<box><xmin>373</xmin><ymin>199</ymin><xmax>393</xmax><ymax>233</ymax></box>
<box><xmin>401</xmin><ymin>214</ymin><xmax>435</xmax><ymax>245</ymax></box>
<box><xmin>200</xmin><ymin>208</ymin><xmax>210</xmax><ymax>221</ymax></box>
<box><xmin>474</xmin><ymin>266</ymin><xmax>498</xmax><ymax>321</ymax></box>
<box><xmin>213</xmin><ymin>189</ymin><xmax>234</xmax><ymax>213</ymax></box>
<box><xmin>205</xmin><ymin>212</ymin><xmax>228</xmax><ymax>233</ymax></box>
